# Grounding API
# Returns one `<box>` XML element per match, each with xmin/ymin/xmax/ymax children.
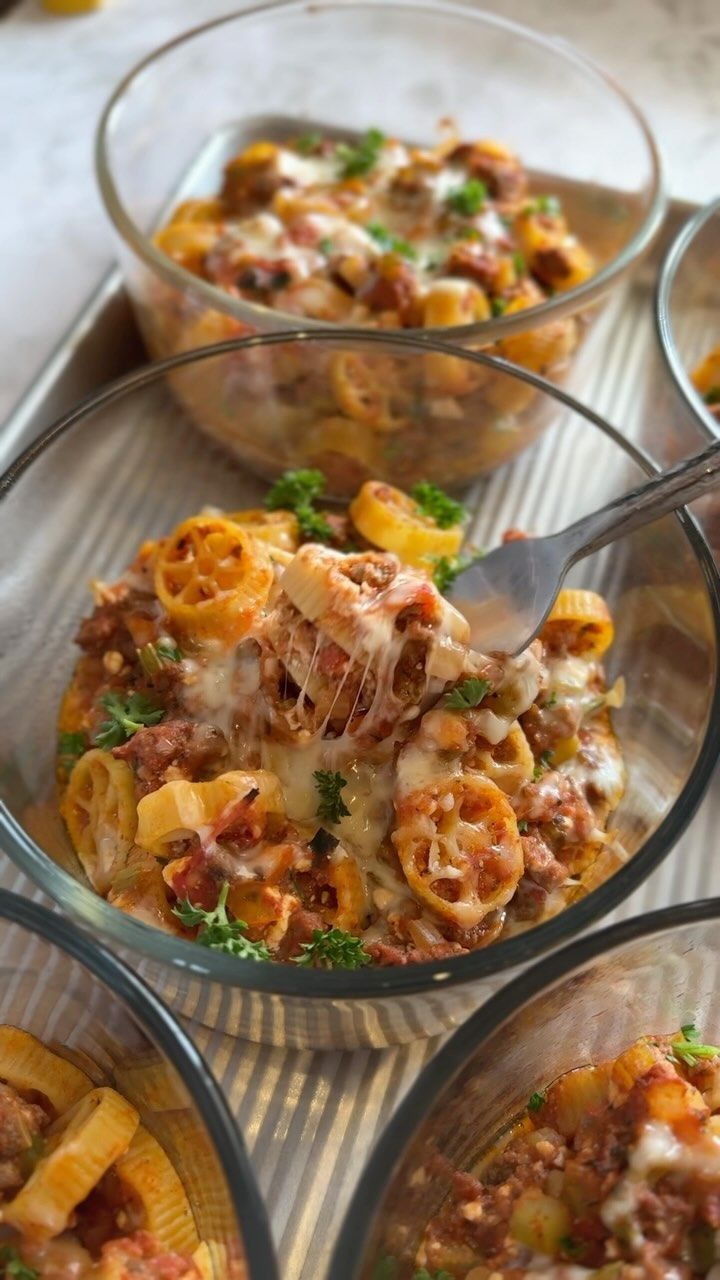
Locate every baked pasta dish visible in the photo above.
<box><xmin>57</xmin><ymin>472</ymin><xmax>625</xmax><ymax>969</ymax></box>
<box><xmin>142</xmin><ymin>127</ymin><xmax>598</xmax><ymax>495</ymax></box>
<box><xmin>0</xmin><ymin>1025</ymin><xmax>222</xmax><ymax>1279</ymax></box>
<box><xmin>156</xmin><ymin>127</ymin><xmax>593</xmax><ymax>338</ymax></box>
<box><xmin>411</xmin><ymin>1026</ymin><xmax>720</xmax><ymax>1279</ymax></box>
<box><xmin>691</xmin><ymin>345</ymin><xmax>720</xmax><ymax>420</ymax></box>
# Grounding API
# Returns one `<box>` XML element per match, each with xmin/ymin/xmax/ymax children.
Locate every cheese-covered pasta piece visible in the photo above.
<box><xmin>349</xmin><ymin>480</ymin><xmax>463</xmax><ymax>568</ymax></box>
<box><xmin>61</xmin><ymin>749</ymin><xmax>137</xmax><ymax>893</ymax></box>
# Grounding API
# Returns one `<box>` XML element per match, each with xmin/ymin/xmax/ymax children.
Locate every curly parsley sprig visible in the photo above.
<box><xmin>366</xmin><ymin>222</ymin><xmax>417</xmax><ymax>260</ymax></box>
<box><xmin>313</xmin><ymin>770</ymin><xmax>351</xmax><ymax>824</ymax></box>
<box><xmin>265</xmin><ymin>468</ymin><xmax>333</xmax><ymax>543</ymax></box>
<box><xmin>0</xmin><ymin>1247</ymin><xmax>38</xmax><ymax>1280</ymax></box>
<box><xmin>336</xmin><ymin>127</ymin><xmax>386</xmax><ymax>178</ymax></box>
<box><xmin>411</xmin><ymin>482</ymin><xmax>465</xmax><ymax>529</ymax></box>
<box><xmin>431</xmin><ymin>547</ymin><xmax>484</xmax><ymax>594</ymax></box>
<box><xmin>94</xmin><ymin>691</ymin><xmax>164</xmax><ymax>750</ymax></box>
<box><xmin>57</xmin><ymin>730</ymin><xmax>86</xmax><ymax>776</ymax></box>
<box><xmin>446</xmin><ymin>178</ymin><xmax>486</xmax><ymax>216</ymax></box>
<box><xmin>444</xmin><ymin>678</ymin><xmax>492</xmax><ymax>710</ymax></box>
<box><xmin>294</xmin><ymin>927</ymin><xmax>371</xmax><ymax>970</ymax></box>
<box><xmin>173</xmin><ymin>883</ymin><xmax>271</xmax><ymax>961</ymax></box>
<box><xmin>669</xmin><ymin>1023</ymin><xmax>720</xmax><ymax>1067</ymax></box>
<box><xmin>137</xmin><ymin>637</ymin><xmax>181</xmax><ymax>678</ymax></box>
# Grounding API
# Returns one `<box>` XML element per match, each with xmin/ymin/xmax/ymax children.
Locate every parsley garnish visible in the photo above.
<box><xmin>265</xmin><ymin>468</ymin><xmax>332</xmax><ymax>542</ymax></box>
<box><xmin>313</xmin><ymin>770</ymin><xmax>350</xmax><ymax>823</ymax></box>
<box><xmin>544</xmin><ymin>691</ymin><xmax>558</xmax><ymax>708</ymax></box>
<box><xmin>411</xmin><ymin>482</ymin><xmax>465</xmax><ymax>529</ymax></box>
<box><xmin>431</xmin><ymin>548</ymin><xmax>484</xmax><ymax>594</ymax></box>
<box><xmin>294</xmin><ymin>131</ymin><xmax>321</xmax><ymax>155</ymax></box>
<box><xmin>560</xmin><ymin>1236</ymin><xmax>582</xmax><ymax>1257</ymax></box>
<box><xmin>670</xmin><ymin>1023</ymin><xmax>720</xmax><ymax>1067</ymax></box>
<box><xmin>512</xmin><ymin>250</ymin><xmax>526</xmax><ymax>275</ymax></box>
<box><xmin>366</xmin><ymin>222</ymin><xmax>418</xmax><ymax>260</ymax></box>
<box><xmin>444</xmin><ymin>678</ymin><xmax>492</xmax><ymax>710</ymax></box>
<box><xmin>491</xmin><ymin>297</ymin><xmax>507</xmax><ymax>317</ymax></box>
<box><xmin>138</xmin><ymin>637</ymin><xmax>181</xmax><ymax>678</ymax></box>
<box><xmin>528</xmin><ymin>1090</ymin><xmax>545</xmax><ymax>1111</ymax></box>
<box><xmin>295</xmin><ymin>926</ymin><xmax>371</xmax><ymax>969</ymax></box>
<box><xmin>0</xmin><ymin>1247</ymin><xmax>39</xmax><ymax>1280</ymax></box>
<box><xmin>94</xmin><ymin>691</ymin><xmax>164</xmax><ymax>749</ymax></box>
<box><xmin>524</xmin><ymin>194</ymin><xmax>562</xmax><ymax>217</ymax></box>
<box><xmin>173</xmin><ymin>883</ymin><xmax>271</xmax><ymax>961</ymax></box>
<box><xmin>336</xmin><ymin>127</ymin><xmax>386</xmax><ymax>178</ymax></box>
<box><xmin>533</xmin><ymin>749</ymin><xmax>553</xmax><ymax>781</ymax></box>
<box><xmin>318</xmin><ymin>237</ymin><xmax>334</xmax><ymax>255</ymax></box>
<box><xmin>704</xmin><ymin>386</ymin><xmax>720</xmax><ymax>406</ymax></box>
<box><xmin>57</xmin><ymin>730</ymin><xmax>86</xmax><ymax>775</ymax></box>
<box><xmin>518</xmin><ymin>819</ymin><xmax>529</xmax><ymax>834</ymax></box>
<box><xmin>372</xmin><ymin>1260</ymin><xmax>398</xmax><ymax>1280</ymax></box>
<box><xmin>447</xmin><ymin>178</ymin><xmax>486</xmax><ymax>216</ymax></box>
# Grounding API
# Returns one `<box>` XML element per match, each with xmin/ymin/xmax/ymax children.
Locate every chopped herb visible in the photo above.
<box><xmin>512</xmin><ymin>250</ymin><xmax>526</xmax><ymax>275</ymax></box>
<box><xmin>294</xmin><ymin>131</ymin><xmax>321</xmax><ymax>155</ymax></box>
<box><xmin>411</xmin><ymin>482</ymin><xmax>465</xmax><ymax>529</ymax></box>
<box><xmin>457</xmin><ymin>225</ymin><xmax>481</xmax><ymax>242</ymax></box>
<box><xmin>0</xmin><ymin>1248</ymin><xmax>39</xmax><ymax>1280</ymax></box>
<box><xmin>366</xmin><ymin>222</ymin><xmax>417</xmax><ymax>260</ymax></box>
<box><xmin>670</xmin><ymin>1022</ymin><xmax>720</xmax><ymax>1067</ymax></box>
<box><xmin>57</xmin><ymin>730</ymin><xmax>86</xmax><ymax>775</ymax></box>
<box><xmin>336</xmin><ymin>127</ymin><xmax>386</xmax><ymax>178</ymax></box>
<box><xmin>318</xmin><ymin>237</ymin><xmax>334</xmax><ymax>255</ymax></box>
<box><xmin>544</xmin><ymin>691</ymin><xmax>558</xmax><ymax>708</ymax></box>
<box><xmin>138</xmin><ymin>638</ymin><xmax>181</xmax><ymax>678</ymax></box>
<box><xmin>444</xmin><ymin>678</ymin><xmax>492</xmax><ymax>710</ymax></box>
<box><xmin>173</xmin><ymin>883</ymin><xmax>271</xmax><ymax>961</ymax></box>
<box><xmin>265</xmin><ymin>468</ymin><xmax>332</xmax><ymax>543</ymax></box>
<box><xmin>704</xmin><ymin>386</ymin><xmax>720</xmax><ymax>406</ymax></box>
<box><xmin>431</xmin><ymin>548</ymin><xmax>484</xmax><ymax>594</ymax></box>
<box><xmin>524</xmin><ymin>194</ymin><xmax>562</xmax><ymax>217</ymax></box>
<box><xmin>518</xmin><ymin>819</ymin><xmax>529</xmax><ymax>834</ymax></box>
<box><xmin>294</xmin><ymin>926</ymin><xmax>371</xmax><ymax>969</ymax></box>
<box><xmin>313</xmin><ymin>770</ymin><xmax>351</xmax><ymax>824</ymax></box>
<box><xmin>491</xmin><ymin>297</ymin><xmax>507</xmax><ymax>317</ymax></box>
<box><xmin>528</xmin><ymin>1090</ymin><xmax>545</xmax><ymax>1112</ymax></box>
<box><xmin>372</xmin><ymin>1260</ymin><xmax>398</xmax><ymax>1280</ymax></box>
<box><xmin>447</xmin><ymin>178</ymin><xmax>487</xmax><ymax>216</ymax></box>
<box><xmin>533</xmin><ymin>749</ymin><xmax>553</xmax><ymax>781</ymax></box>
<box><xmin>94</xmin><ymin>691</ymin><xmax>164</xmax><ymax>750</ymax></box>
<box><xmin>413</xmin><ymin>1271</ymin><xmax>456</xmax><ymax>1280</ymax></box>
<box><xmin>310</xmin><ymin>827</ymin><xmax>340</xmax><ymax>857</ymax></box>
<box><xmin>560</xmin><ymin>1236</ymin><xmax>582</xmax><ymax>1257</ymax></box>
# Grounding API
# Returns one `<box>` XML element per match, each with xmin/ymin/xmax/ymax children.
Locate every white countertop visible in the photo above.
<box><xmin>1</xmin><ymin>0</ymin><xmax>719</xmax><ymax>428</ymax></box>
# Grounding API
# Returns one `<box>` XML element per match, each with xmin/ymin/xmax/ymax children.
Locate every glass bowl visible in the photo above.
<box><xmin>1</xmin><ymin>331</ymin><xmax>718</xmax><ymax>1051</ymax></box>
<box><xmin>96</xmin><ymin>0</ymin><xmax>665</xmax><ymax>475</ymax></box>
<box><xmin>0</xmin><ymin>887</ymin><xmax>277</xmax><ymax>1280</ymax></box>
<box><xmin>328</xmin><ymin>898</ymin><xmax>720</xmax><ymax>1279</ymax></box>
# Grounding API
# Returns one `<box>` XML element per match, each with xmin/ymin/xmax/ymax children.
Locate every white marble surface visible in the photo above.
<box><xmin>1</xmin><ymin>0</ymin><xmax>719</xmax><ymax>428</ymax></box>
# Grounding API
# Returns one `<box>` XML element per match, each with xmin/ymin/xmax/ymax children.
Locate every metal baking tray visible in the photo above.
<box><xmin>2</xmin><ymin>200</ymin><xmax>719</xmax><ymax>1280</ymax></box>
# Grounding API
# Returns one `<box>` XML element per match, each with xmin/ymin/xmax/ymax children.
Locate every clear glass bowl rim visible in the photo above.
<box><xmin>2</xmin><ymin>326</ymin><xmax>720</xmax><ymax>1000</ymax></box>
<box><xmin>655</xmin><ymin>195</ymin><xmax>720</xmax><ymax>441</ymax></box>
<box><xmin>326</xmin><ymin>895</ymin><xmax>720</xmax><ymax>1280</ymax></box>
<box><xmin>0</xmin><ymin>887</ymin><xmax>278</xmax><ymax>1280</ymax></box>
<box><xmin>95</xmin><ymin>0</ymin><xmax>667</xmax><ymax>343</ymax></box>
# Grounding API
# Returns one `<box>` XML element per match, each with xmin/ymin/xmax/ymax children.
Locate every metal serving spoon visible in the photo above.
<box><xmin>452</xmin><ymin>438</ymin><xmax>720</xmax><ymax>655</ymax></box>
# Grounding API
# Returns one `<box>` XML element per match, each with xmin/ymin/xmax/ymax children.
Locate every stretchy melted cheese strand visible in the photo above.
<box><xmin>349</xmin><ymin>481</ymin><xmax>463</xmax><ymax>569</ymax></box>
<box><xmin>154</xmin><ymin>515</ymin><xmax>273</xmax><ymax>642</ymax></box>
<box><xmin>115</xmin><ymin>1125</ymin><xmax>199</xmax><ymax>1254</ymax></box>
<box><xmin>1</xmin><ymin>1088</ymin><xmax>139</xmax><ymax>1239</ymax></box>
<box><xmin>136</xmin><ymin>770</ymin><xmax>284</xmax><ymax>858</ymax></box>
<box><xmin>0</xmin><ymin>1027</ymin><xmax>93</xmax><ymax>1114</ymax></box>
<box><xmin>392</xmin><ymin>773</ymin><xmax>523</xmax><ymax>929</ymax></box>
<box><xmin>61</xmin><ymin>749</ymin><xmax>137</xmax><ymax>893</ymax></box>
<box><xmin>543</xmin><ymin>588</ymin><xmax>614</xmax><ymax>658</ymax></box>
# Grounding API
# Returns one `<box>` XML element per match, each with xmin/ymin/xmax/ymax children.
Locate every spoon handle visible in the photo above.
<box><xmin>559</xmin><ymin>438</ymin><xmax>720</xmax><ymax>563</ymax></box>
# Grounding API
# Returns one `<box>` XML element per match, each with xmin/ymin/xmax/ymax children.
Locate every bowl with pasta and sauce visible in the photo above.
<box><xmin>96</xmin><ymin>1</ymin><xmax>665</xmax><ymax>489</ymax></box>
<box><xmin>0</xmin><ymin>332</ymin><xmax>718</xmax><ymax>1050</ymax></box>
<box><xmin>0</xmin><ymin>889</ymin><xmax>276</xmax><ymax>1280</ymax></box>
<box><xmin>328</xmin><ymin>899</ymin><xmax>720</xmax><ymax>1280</ymax></box>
